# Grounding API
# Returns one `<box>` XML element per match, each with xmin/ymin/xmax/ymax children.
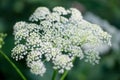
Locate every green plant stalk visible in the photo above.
<box><xmin>52</xmin><ymin>69</ymin><xmax>58</xmax><ymax>80</ymax></box>
<box><xmin>60</xmin><ymin>43</ymin><xmax>85</xmax><ymax>80</ymax></box>
<box><xmin>0</xmin><ymin>50</ymin><xmax>27</xmax><ymax>80</ymax></box>
<box><xmin>60</xmin><ymin>57</ymin><xmax>76</xmax><ymax>80</ymax></box>
<box><xmin>60</xmin><ymin>70</ymin><xmax>68</xmax><ymax>80</ymax></box>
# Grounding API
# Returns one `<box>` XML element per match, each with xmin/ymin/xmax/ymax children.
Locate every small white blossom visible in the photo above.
<box><xmin>29</xmin><ymin>7</ymin><xmax>50</xmax><ymax>21</ymax></box>
<box><xmin>15</xmin><ymin>29</ymin><xmax>29</xmax><ymax>42</ymax></box>
<box><xmin>26</xmin><ymin>32</ymin><xmax>42</xmax><ymax>47</ymax></box>
<box><xmin>53</xmin><ymin>54</ymin><xmax>73</xmax><ymax>73</ymax></box>
<box><xmin>68</xmin><ymin>46</ymin><xmax>84</xmax><ymax>60</ymax></box>
<box><xmin>69</xmin><ymin>8</ymin><xmax>83</xmax><ymax>22</ymax></box>
<box><xmin>12</xmin><ymin>6</ymin><xmax>112</xmax><ymax>76</ymax></box>
<box><xmin>60</xmin><ymin>16</ymin><xmax>69</xmax><ymax>23</ymax></box>
<box><xmin>13</xmin><ymin>21</ymin><xmax>26</xmax><ymax>33</ymax></box>
<box><xmin>26</xmin><ymin>50</ymin><xmax>43</xmax><ymax>67</ymax></box>
<box><xmin>46</xmin><ymin>13</ymin><xmax>60</xmax><ymax>22</ymax></box>
<box><xmin>53</xmin><ymin>7</ymin><xmax>68</xmax><ymax>15</ymax></box>
<box><xmin>84</xmin><ymin>49</ymin><xmax>101</xmax><ymax>65</ymax></box>
<box><xmin>26</xmin><ymin>23</ymin><xmax>40</xmax><ymax>33</ymax></box>
<box><xmin>29</xmin><ymin>60</ymin><xmax>46</xmax><ymax>76</ymax></box>
<box><xmin>11</xmin><ymin>44</ymin><xmax>27</xmax><ymax>61</ymax></box>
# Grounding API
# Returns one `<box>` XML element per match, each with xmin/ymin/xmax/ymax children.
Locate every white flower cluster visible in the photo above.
<box><xmin>12</xmin><ymin>6</ymin><xmax>111</xmax><ymax>76</ymax></box>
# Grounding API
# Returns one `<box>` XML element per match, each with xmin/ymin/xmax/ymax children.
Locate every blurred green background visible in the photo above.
<box><xmin>0</xmin><ymin>0</ymin><xmax>120</xmax><ymax>80</ymax></box>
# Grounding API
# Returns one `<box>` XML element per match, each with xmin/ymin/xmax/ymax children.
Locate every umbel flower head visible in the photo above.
<box><xmin>12</xmin><ymin>6</ymin><xmax>111</xmax><ymax>76</ymax></box>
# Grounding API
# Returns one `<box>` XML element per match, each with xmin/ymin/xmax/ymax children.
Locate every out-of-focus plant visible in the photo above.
<box><xmin>0</xmin><ymin>33</ymin><xmax>27</xmax><ymax>80</ymax></box>
<box><xmin>11</xmin><ymin>6</ymin><xmax>111</xmax><ymax>80</ymax></box>
<box><xmin>0</xmin><ymin>33</ymin><xmax>6</xmax><ymax>48</ymax></box>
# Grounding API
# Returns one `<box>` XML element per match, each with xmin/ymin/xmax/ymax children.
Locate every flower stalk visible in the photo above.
<box><xmin>60</xmin><ymin>57</ymin><xmax>76</xmax><ymax>80</ymax></box>
<box><xmin>52</xmin><ymin>69</ymin><xmax>58</xmax><ymax>80</ymax></box>
<box><xmin>0</xmin><ymin>50</ymin><xmax>27</xmax><ymax>80</ymax></box>
<box><xmin>60</xmin><ymin>70</ymin><xmax>68</xmax><ymax>80</ymax></box>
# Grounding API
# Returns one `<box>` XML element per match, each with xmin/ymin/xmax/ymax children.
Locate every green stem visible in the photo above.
<box><xmin>0</xmin><ymin>50</ymin><xmax>27</xmax><ymax>80</ymax></box>
<box><xmin>60</xmin><ymin>57</ymin><xmax>76</xmax><ymax>80</ymax></box>
<box><xmin>60</xmin><ymin>70</ymin><xmax>68</xmax><ymax>80</ymax></box>
<box><xmin>52</xmin><ymin>69</ymin><xmax>58</xmax><ymax>80</ymax></box>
